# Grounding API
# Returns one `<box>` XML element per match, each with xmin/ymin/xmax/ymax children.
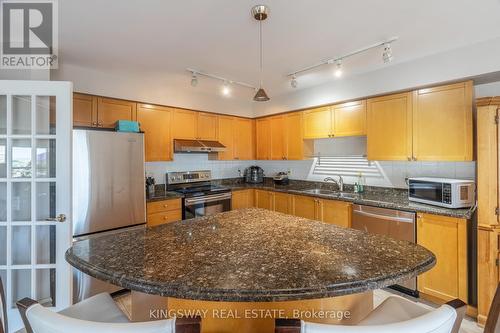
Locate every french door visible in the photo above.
<box><xmin>0</xmin><ymin>80</ymin><xmax>72</xmax><ymax>332</ymax></box>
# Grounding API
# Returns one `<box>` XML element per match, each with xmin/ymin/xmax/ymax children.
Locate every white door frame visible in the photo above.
<box><xmin>0</xmin><ymin>80</ymin><xmax>72</xmax><ymax>332</ymax></box>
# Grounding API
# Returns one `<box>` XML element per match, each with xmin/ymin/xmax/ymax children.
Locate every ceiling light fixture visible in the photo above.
<box><xmin>382</xmin><ymin>43</ymin><xmax>394</xmax><ymax>63</ymax></box>
<box><xmin>252</xmin><ymin>5</ymin><xmax>270</xmax><ymax>102</ymax></box>
<box><xmin>222</xmin><ymin>81</ymin><xmax>231</xmax><ymax>96</ymax></box>
<box><xmin>186</xmin><ymin>68</ymin><xmax>256</xmax><ymax>92</ymax></box>
<box><xmin>334</xmin><ymin>59</ymin><xmax>343</xmax><ymax>78</ymax></box>
<box><xmin>191</xmin><ymin>73</ymin><xmax>198</xmax><ymax>87</ymax></box>
<box><xmin>287</xmin><ymin>37</ymin><xmax>398</xmax><ymax>81</ymax></box>
<box><xmin>291</xmin><ymin>75</ymin><xmax>298</xmax><ymax>88</ymax></box>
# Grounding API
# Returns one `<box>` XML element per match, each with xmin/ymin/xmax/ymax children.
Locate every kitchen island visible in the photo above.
<box><xmin>66</xmin><ymin>208</ymin><xmax>436</xmax><ymax>333</ymax></box>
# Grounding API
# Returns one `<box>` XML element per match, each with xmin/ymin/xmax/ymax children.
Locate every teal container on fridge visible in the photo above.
<box><xmin>115</xmin><ymin>120</ymin><xmax>140</xmax><ymax>132</ymax></box>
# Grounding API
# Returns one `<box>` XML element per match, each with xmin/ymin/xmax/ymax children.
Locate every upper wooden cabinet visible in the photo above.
<box><xmin>256</xmin><ymin>118</ymin><xmax>271</xmax><ymax>160</ymax></box>
<box><xmin>270</xmin><ymin>116</ymin><xmax>286</xmax><ymax>160</ymax></box>
<box><xmin>137</xmin><ymin>104</ymin><xmax>172</xmax><ymax>162</ymax></box>
<box><xmin>285</xmin><ymin>112</ymin><xmax>309</xmax><ymax>160</ymax></box>
<box><xmin>412</xmin><ymin>81</ymin><xmax>473</xmax><ymax>161</ymax></box>
<box><xmin>217</xmin><ymin>116</ymin><xmax>235</xmax><ymax>160</ymax></box>
<box><xmin>171</xmin><ymin>109</ymin><xmax>198</xmax><ymax>139</ymax></box>
<box><xmin>96</xmin><ymin>97</ymin><xmax>137</xmax><ymax>128</ymax></box>
<box><xmin>303</xmin><ymin>106</ymin><xmax>332</xmax><ymax>139</ymax></box>
<box><xmin>367</xmin><ymin>92</ymin><xmax>413</xmax><ymax>161</ymax></box>
<box><xmin>233</xmin><ymin>118</ymin><xmax>255</xmax><ymax>160</ymax></box>
<box><xmin>332</xmin><ymin>100</ymin><xmax>366</xmax><ymax>137</ymax></box>
<box><xmin>417</xmin><ymin>213</ymin><xmax>468</xmax><ymax>303</ymax></box>
<box><xmin>73</xmin><ymin>93</ymin><xmax>97</xmax><ymax>127</ymax></box>
<box><xmin>197</xmin><ymin>112</ymin><xmax>218</xmax><ymax>140</ymax></box>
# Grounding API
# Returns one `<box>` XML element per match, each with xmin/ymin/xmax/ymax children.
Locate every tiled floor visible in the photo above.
<box><xmin>115</xmin><ymin>289</ymin><xmax>484</xmax><ymax>332</ymax></box>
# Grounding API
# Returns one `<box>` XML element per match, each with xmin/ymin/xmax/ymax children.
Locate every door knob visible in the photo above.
<box><xmin>45</xmin><ymin>214</ymin><xmax>67</xmax><ymax>223</ymax></box>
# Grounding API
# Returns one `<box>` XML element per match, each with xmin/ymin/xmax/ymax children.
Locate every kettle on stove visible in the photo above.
<box><xmin>244</xmin><ymin>166</ymin><xmax>264</xmax><ymax>184</ymax></box>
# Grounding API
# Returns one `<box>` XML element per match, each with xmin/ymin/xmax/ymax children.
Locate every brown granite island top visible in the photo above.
<box><xmin>66</xmin><ymin>208</ymin><xmax>436</xmax><ymax>302</ymax></box>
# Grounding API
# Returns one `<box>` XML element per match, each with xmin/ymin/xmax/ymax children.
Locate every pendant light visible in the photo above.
<box><xmin>252</xmin><ymin>5</ymin><xmax>270</xmax><ymax>102</ymax></box>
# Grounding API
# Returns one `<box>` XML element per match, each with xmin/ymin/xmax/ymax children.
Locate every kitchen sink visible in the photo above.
<box><xmin>299</xmin><ymin>188</ymin><xmax>337</xmax><ymax>195</ymax></box>
<box><xmin>337</xmin><ymin>192</ymin><xmax>358</xmax><ymax>200</ymax></box>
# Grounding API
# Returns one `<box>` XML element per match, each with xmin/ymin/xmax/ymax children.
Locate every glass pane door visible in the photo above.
<box><xmin>0</xmin><ymin>81</ymin><xmax>72</xmax><ymax>332</ymax></box>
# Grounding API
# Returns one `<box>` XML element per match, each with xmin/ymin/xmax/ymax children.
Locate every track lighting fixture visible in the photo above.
<box><xmin>191</xmin><ymin>73</ymin><xmax>198</xmax><ymax>87</ymax></box>
<box><xmin>334</xmin><ymin>60</ymin><xmax>343</xmax><ymax>78</ymax></box>
<box><xmin>382</xmin><ymin>43</ymin><xmax>394</xmax><ymax>63</ymax></box>
<box><xmin>291</xmin><ymin>75</ymin><xmax>298</xmax><ymax>88</ymax></box>
<box><xmin>287</xmin><ymin>37</ymin><xmax>398</xmax><ymax>82</ymax></box>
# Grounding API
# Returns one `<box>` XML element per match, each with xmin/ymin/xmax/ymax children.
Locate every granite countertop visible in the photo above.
<box><xmin>146</xmin><ymin>190</ymin><xmax>183</xmax><ymax>202</ymax></box>
<box><xmin>66</xmin><ymin>208</ymin><xmax>435</xmax><ymax>302</ymax></box>
<box><xmin>219</xmin><ymin>179</ymin><xmax>475</xmax><ymax>219</ymax></box>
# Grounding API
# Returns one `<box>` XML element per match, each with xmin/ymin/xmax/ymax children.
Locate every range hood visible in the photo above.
<box><xmin>174</xmin><ymin>139</ymin><xmax>226</xmax><ymax>153</ymax></box>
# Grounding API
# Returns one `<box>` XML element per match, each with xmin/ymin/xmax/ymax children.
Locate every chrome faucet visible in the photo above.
<box><xmin>324</xmin><ymin>175</ymin><xmax>344</xmax><ymax>192</ymax></box>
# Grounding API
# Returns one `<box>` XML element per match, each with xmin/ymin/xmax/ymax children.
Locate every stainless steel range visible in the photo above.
<box><xmin>166</xmin><ymin>170</ymin><xmax>232</xmax><ymax>219</ymax></box>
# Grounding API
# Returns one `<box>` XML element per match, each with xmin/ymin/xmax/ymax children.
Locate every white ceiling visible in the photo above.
<box><xmin>56</xmin><ymin>0</ymin><xmax>500</xmax><ymax>112</ymax></box>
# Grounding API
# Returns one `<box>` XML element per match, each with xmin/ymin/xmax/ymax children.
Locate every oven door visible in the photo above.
<box><xmin>408</xmin><ymin>180</ymin><xmax>443</xmax><ymax>205</ymax></box>
<box><xmin>184</xmin><ymin>192</ymin><xmax>232</xmax><ymax>219</ymax></box>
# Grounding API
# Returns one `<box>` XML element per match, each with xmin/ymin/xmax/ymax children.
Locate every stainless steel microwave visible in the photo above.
<box><xmin>408</xmin><ymin>177</ymin><xmax>475</xmax><ymax>208</ymax></box>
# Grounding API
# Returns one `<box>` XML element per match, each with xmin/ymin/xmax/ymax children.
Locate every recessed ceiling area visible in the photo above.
<box><xmin>52</xmin><ymin>0</ymin><xmax>500</xmax><ymax>116</ymax></box>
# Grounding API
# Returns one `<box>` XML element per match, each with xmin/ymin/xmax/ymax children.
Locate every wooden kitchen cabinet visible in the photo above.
<box><xmin>285</xmin><ymin>112</ymin><xmax>312</xmax><ymax>160</ymax></box>
<box><xmin>332</xmin><ymin>100</ymin><xmax>366</xmax><ymax>137</ymax></box>
<box><xmin>270</xmin><ymin>116</ymin><xmax>286</xmax><ymax>160</ymax></box>
<box><xmin>293</xmin><ymin>195</ymin><xmax>318</xmax><ymax>220</ymax></box>
<box><xmin>147</xmin><ymin>198</ymin><xmax>182</xmax><ymax>227</ymax></box>
<box><xmin>73</xmin><ymin>93</ymin><xmax>97</xmax><ymax>127</ymax></box>
<box><xmin>96</xmin><ymin>97</ymin><xmax>137</xmax><ymax>128</ymax></box>
<box><xmin>367</xmin><ymin>92</ymin><xmax>413</xmax><ymax>161</ymax></box>
<box><xmin>256</xmin><ymin>118</ymin><xmax>271</xmax><ymax>160</ymax></box>
<box><xmin>217</xmin><ymin>115</ymin><xmax>235</xmax><ymax>160</ymax></box>
<box><xmin>318</xmin><ymin>199</ymin><xmax>351</xmax><ymax>228</ymax></box>
<box><xmin>197</xmin><ymin>112</ymin><xmax>218</xmax><ymax>140</ymax></box>
<box><xmin>255</xmin><ymin>190</ymin><xmax>273</xmax><ymax>210</ymax></box>
<box><xmin>171</xmin><ymin>109</ymin><xmax>198</xmax><ymax>139</ymax></box>
<box><xmin>231</xmin><ymin>189</ymin><xmax>255</xmax><ymax>210</ymax></box>
<box><xmin>417</xmin><ymin>213</ymin><xmax>468</xmax><ymax>303</ymax></box>
<box><xmin>137</xmin><ymin>104</ymin><xmax>172</xmax><ymax>161</ymax></box>
<box><xmin>303</xmin><ymin>106</ymin><xmax>332</xmax><ymax>139</ymax></box>
<box><xmin>273</xmin><ymin>192</ymin><xmax>293</xmax><ymax>214</ymax></box>
<box><xmin>412</xmin><ymin>81</ymin><xmax>473</xmax><ymax>161</ymax></box>
<box><xmin>234</xmin><ymin>118</ymin><xmax>254</xmax><ymax>160</ymax></box>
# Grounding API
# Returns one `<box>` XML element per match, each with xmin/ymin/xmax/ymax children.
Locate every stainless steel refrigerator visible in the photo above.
<box><xmin>72</xmin><ymin>129</ymin><xmax>146</xmax><ymax>303</ymax></box>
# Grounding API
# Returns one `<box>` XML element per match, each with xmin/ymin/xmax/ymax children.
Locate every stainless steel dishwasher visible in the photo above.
<box><xmin>352</xmin><ymin>204</ymin><xmax>417</xmax><ymax>296</ymax></box>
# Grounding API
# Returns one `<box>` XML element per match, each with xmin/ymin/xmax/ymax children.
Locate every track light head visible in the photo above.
<box><xmin>383</xmin><ymin>43</ymin><xmax>394</xmax><ymax>63</ymax></box>
<box><xmin>334</xmin><ymin>60</ymin><xmax>343</xmax><ymax>78</ymax></box>
<box><xmin>222</xmin><ymin>81</ymin><xmax>231</xmax><ymax>96</ymax></box>
<box><xmin>291</xmin><ymin>75</ymin><xmax>298</xmax><ymax>88</ymax></box>
<box><xmin>191</xmin><ymin>73</ymin><xmax>198</xmax><ymax>87</ymax></box>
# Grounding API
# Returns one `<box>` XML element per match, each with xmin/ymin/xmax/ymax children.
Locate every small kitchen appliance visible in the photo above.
<box><xmin>244</xmin><ymin>166</ymin><xmax>264</xmax><ymax>184</ymax></box>
<box><xmin>408</xmin><ymin>177</ymin><xmax>475</xmax><ymax>208</ymax></box>
<box><xmin>273</xmin><ymin>172</ymin><xmax>289</xmax><ymax>185</ymax></box>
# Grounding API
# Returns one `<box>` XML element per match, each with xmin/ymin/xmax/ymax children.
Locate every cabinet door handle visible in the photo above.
<box><xmin>92</xmin><ymin>122</ymin><xmax>97</xmax><ymax>126</ymax></box>
<box><xmin>413</xmin><ymin>157</ymin><xmax>417</xmax><ymax>161</ymax></box>
<box><xmin>98</xmin><ymin>122</ymin><xmax>103</xmax><ymax>127</ymax></box>
<box><xmin>407</xmin><ymin>157</ymin><xmax>411</xmax><ymax>161</ymax></box>
<box><xmin>164</xmin><ymin>204</ymin><xmax>168</xmax><ymax>208</ymax></box>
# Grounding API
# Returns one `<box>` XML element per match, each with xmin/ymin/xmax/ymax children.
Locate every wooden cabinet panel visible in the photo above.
<box><xmin>234</xmin><ymin>118</ymin><xmax>254</xmax><ymax>160</ymax></box>
<box><xmin>367</xmin><ymin>92</ymin><xmax>413</xmax><ymax>161</ymax></box>
<box><xmin>147</xmin><ymin>198</ymin><xmax>182</xmax><ymax>215</ymax></box>
<box><xmin>146</xmin><ymin>198</ymin><xmax>182</xmax><ymax>227</ymax></box>
<box><xmin>137</xmin><ymin>104</ymin><xmax>172</xmax><ymax>162</ymax></box>
<box><xmin>217</xmin><ymin>116</ymin><xmax>234</xmax><ymax>160</ymax></box>
<box><xmin>285</xmin><ymin>112</ymin><xmax>308</xmax><ymax>160</ymax></box>
<box><xmin>232</xmin><ymin>189</ymin><xmax>255</xmax><ymax>210</ymax></box>
<box><xmin>255</xmin><ymin>190</ymin><xmax>273</xmax><ymax>210</ymax></box>
<box><xmin>197</xmin><ymin>112</ymin><xmax>218</xmax><ymax>140</ymax></box>
<box><xmin>413</xmin><ymin>81</ymin><xmax>473</xmax><ymax>161</ymax></box>
<box><xmin>293</xmin><ymin>195</ymin><xmax>318</xmax><ymax>220</ymax></box>
<box><xmin>96</xmin><ymin>97</ymin><xmax>136</xmax><ymax>128</ymax></box>
<box><xmin>171</xmin><ymin>109</ymin><xmax>198</xmax><ymax>139</ymax></box>
<box><xmin>270</xmin><ymin>116</ymin><xmax>286</xmax><ymax>160</ymax></box>
<box><xmin>73</xmin><ymin>93</ymin><xmax>97</xmax><ymax>127</ymax></box>
<box><xmin>417</xmin><ymin>213</ymin><xmax>467</xmax><ymax>302</ymax></box>
<box><xmin>273</xmin><ymin>192</ymin><xmax>292</xmax><ymax>215</ymax></box>
<box><xmin>319</xmin><ymin>199</ymin><xmax>351</xmax><ymax>228</ymax></box>
<box><xmin>256</xmin><ymin>118</ymin><xmax>271</xmax><ymax>160</ymax></box>
<box><xmin>477</xmin><ymin>227</ymin><xmax>500</xmax><ymax>326</ymax></box>
<box><xmin>147</xmin><ymin>210</ymin><xmax>182</xmax><ymax>227</ymax></box>
<box><xmin>303</xmin><ymin>106</ymin><xmax>332</xmax><ymax>139</ymax></box>
<box><xmin>332</xmin><ymin>100</ymin><xmax>366</xmax><ymax>137</ymax></box>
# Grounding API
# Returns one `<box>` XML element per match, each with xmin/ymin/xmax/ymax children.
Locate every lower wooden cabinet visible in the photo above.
<box><xmin>231</xmin><ymin>189</ymin><xmax>255</xmax><ymax>210</ymax></box>
<box><xmin>477</xmin><ymin>226</ymin><xmax>500</xmax><ymax>326</ymax></box>
<box><xmin>146</xmin><ymin>198</ymin><xmax>182</xmax><ymax>227</ymax></box>
<box><xmin>255</xmin><ymin>189</ymin><xmax>273</xmax><ymax>210</ymax></box>
<box><xmin>292</xmin><ymin>195</ymin><xmax>318</xmax><ymax>220</ymax></box>
<box><xmin>318</xmin><ymin>199</ymin><xmax>351</xmax><ymax>228</ymax></box>
<box><xmin>273</xmin><ymin>192</ymin><xmax>293</xmax><ymax>214</ymax></box>
<box><xmin>417</xmin><ymin>213</ymin><xmax>468</xmax><ymax>303</ymax></box>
